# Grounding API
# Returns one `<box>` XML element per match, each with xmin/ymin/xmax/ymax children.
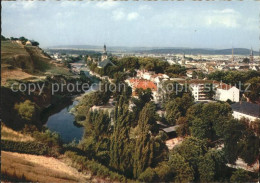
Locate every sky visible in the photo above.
<box><xmin>2</xmin><ymin>0</ymin><xmax>260</xmax><ymax>50</ymax></box>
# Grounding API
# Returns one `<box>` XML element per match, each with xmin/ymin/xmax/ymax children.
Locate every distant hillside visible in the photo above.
<box><xmin>1</xmin><ymin>40</ymin><xmax>71</xmax><ymax>76</ymax></box>
<box><xmin>141</xmin><ymin>48</ymin><xmax>259</xmax><ymax>56</ymax></box>
<box><xmin>48</xmin><ymin>45</ymin><xmax>259</xmax><ymax>55</ymax></box>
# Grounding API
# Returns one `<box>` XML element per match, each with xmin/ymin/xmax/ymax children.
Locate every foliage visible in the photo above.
<box><xmin>176</xmin><ymin>117</ymin><xmax>190</xmax><ymax>137</ymax></box>
<box><xmin>165</xmin><ymin>93</ymin><xmax>194</xmax><ymax>125</ymax></box>
<box><xmin>133</xmin><ymin>102</ymin><xmax>168</xmax><ymax>178</ymax></box>
<box><xmin>14</xmin><ymin>100</ymin><xmax>36</xmax><ymax>121</ymax></box>
<box><xmin>244</xmin><ymin>77</ymin><xmax>260</xmax><ymax>102</ymax></box>
<box><xmin>138</xmin><ymin>168</ymin><xmax>157</xmax><ymax>182</ymax></box>
<box><xmin>187</xmin><ymin>102</ymin><xmax>232</xmax><ymax>141</ymax></box>
<box><xmin>174</xmin><ymin>137</ymin><xmax>207</xmax><ymax>179</ymax></box>
<box><xmin>65</xmin><ymin>151</ymin><xmax>127</xmax><ymax>182</ymax></box>
<box><xmin>131</xmin><ymin>88</ymin><xmax>153</xmax><ymax>123</ymax></box>
<box><xmin>169</xmin><ymin>153</ymin><xmax>194</xmax><ymax>183</ymax></box>
<box><xmin>198</xmin><ymin>149</ymin><xmax>227</xmax><ymax>182</ymax></box>
<box><xmin>230</xmin><ymin>169</ymin><xmax>251</xmax><ymax>183</ymax></box>
<box><xmin>1</xmin><ymin>140</ymin><xmax>49</xmax><ymax>155</ymax></box>
<box><xmin>208</xmin><ymin>70</ymin><xmax>260</xmax><ymax>87</ymax></box>
<box><xmin>109</xmin><ymin>96</ymin><xmax>133</xmax><ymax>176</ymax></box>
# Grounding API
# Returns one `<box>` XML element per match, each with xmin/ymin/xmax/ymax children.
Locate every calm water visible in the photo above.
<box><xmin>46</xmin><ymin>100</ymin><xmax>83</xmax><ymax>143</ymax></box>
<box><xmin>46</xmin><ymin>72</ymin><xmax>99</xmax><ymax>143</ymax></box>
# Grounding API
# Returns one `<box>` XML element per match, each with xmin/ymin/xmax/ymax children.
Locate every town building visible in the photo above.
<box><xmin>231</xmin><ymin>102</ymin><xmax>260</xmax><ymax>122</ymax></box>
<box><xmin>126</xmin><ymin>78</ymin><xmax>162</xmax><ymax>103</ymax></box>
<box><xmin>215</xmin><ymin>83</ymin><xmax>240</xmax><ymax>102</ymax></box>
<box><xmin>98</xmin><ymin>45</ymin><xmax>115</xmax><ymax>68</ymax></box>
<box><xmin>25</xmin><ymin>40</ymin><xmax>32</xmax><ymax>46</ymax></box>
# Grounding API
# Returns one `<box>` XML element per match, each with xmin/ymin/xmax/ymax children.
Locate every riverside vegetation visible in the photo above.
<box><xmin>1</xmin><ymin>36</ymin><xmax>259</xmax><ymax>182</ymax></box>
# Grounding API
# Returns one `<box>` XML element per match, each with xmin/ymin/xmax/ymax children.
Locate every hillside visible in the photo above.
<box><xmin>47</xmin><ymin>44</ymin><xmax>259</xmax><ymax>55</ymax></box>
<box><xmin>1</xmin><ymin>151</ymin><xmax>90</xmax><ymax>182</ymax></box>
<box><xmin>1</xmin><ymin>40</ymin><xmax>72</xmax><ymax>86</ymax></box>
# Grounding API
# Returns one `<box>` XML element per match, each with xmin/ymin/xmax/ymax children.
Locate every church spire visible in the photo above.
<box><xmin>250</xmin><ymin>47</ymin><xmax>254</xmax><ymax>63</ymax></box>
<box><xmin>104</xmin><ymin>44</ymin><xmax>107</xmax><ymax>53</ymax></box>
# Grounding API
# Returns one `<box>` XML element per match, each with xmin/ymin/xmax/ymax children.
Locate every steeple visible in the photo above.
<box><xmin>101</xmin><ymin>44</ymin><xmax>108</xmax><ymax>61</ymax></box>
<box><xmin>232</xmin><ymin>47</ymin><xmax>234</xmax><ymax>62</ymax></box>
<box><xmin>250</xmin><ymin>47</ymin><xmax>254</xmax><ymax>63</ymax></box>
<box><xmin>103</xmin><ymin>44</ymin><xmax>107</xmax><ymax>53</ymax></box>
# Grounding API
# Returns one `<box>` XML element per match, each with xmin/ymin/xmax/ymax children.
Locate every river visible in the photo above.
<box><xmin>46</xmin><ymin>65</ymin><xmax>99</xmax><ymax>144</ymax></box>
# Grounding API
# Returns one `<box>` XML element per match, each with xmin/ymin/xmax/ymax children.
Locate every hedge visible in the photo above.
<box><xmin>1</xmin><ymin>140</ymin><xmax>49</xmax><ymax>155</ymax></box>
<box><xmin>65</xmin><ymin>151</ymin><xmax>128</xmax><ymax>182</ymax></box>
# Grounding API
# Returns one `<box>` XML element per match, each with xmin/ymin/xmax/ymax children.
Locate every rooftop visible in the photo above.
<box><xmin>231</xmin><ymin>102</ymin><xmax>260</xmax><ymax>118</ymax></box>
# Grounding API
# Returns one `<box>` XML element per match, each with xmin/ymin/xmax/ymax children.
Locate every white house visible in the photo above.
<box><xmin>231</xmin><ymin>102</ymin><xmax>260</xmax><ymax>122</ymax></box>
<box><xmin>215</xmin><ymin>84</ymin><xmax>240</xmax><ymax>102</ymax></box>
<box><xmin>25</xmin><ymin>40</ymin><xmax>32</xmax><ymax>46</ymax></box>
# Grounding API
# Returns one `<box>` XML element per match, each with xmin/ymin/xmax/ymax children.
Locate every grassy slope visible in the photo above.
<box><xmin>1</xmin><ymin>126</ymin><xmax>90</xmax><ymax>182</ymax></box>
<box><xmin>1</xmin><ymin>40</ymin><xmax>72</xmax><ymax>86</ymax></box>
<box><xmin>1</xmin><ymin>151</ymin><xmax>89</xmax><ymax>183</ymax></box>
<box><xmin>1</xmin><ymin>125</ymin><xmax>34</xmax><ymax>142</ymax></box>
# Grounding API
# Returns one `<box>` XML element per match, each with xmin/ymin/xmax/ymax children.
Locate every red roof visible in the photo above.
<box><xmin>218</xmin><ymin>83</ymin><xmax>233</xmax><ymax>90</ymax></box>
<box><xmin>129</xmin><ymin>79</ymin><xmax>157</xmax><ymax>96</ymax></box>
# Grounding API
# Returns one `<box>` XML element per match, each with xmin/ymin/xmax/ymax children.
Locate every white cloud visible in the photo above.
<box><xmin>112</xmin><ymin>9</ymin><xmax>125</xmax><ymax>21</ymax></box>
<box><xmin>213</xmin><ymin>8</ymin><xmax>237</xmax><ymax>14</ymax></box>
<box><xmin>8</xmin><ymin>1</ymin><xmax>36</xmax><ymax>10</ymax></box>
<box><xmin>127</xmin><ymin>12</ymin><xmax>139</xmax><ymax>21</ymax></box>
<box><xmin>205</xmin><ymin>15</ymin><xmax>239</xmax><ymax>28</ymax></box>
<box><xmin>138</xmin><ymin>5</ymin><xmax>152</xmax><ymax>11</ymax></box>
<box><xmin>96</xmin><ymin>0</ymin><xmax>118</xmax><ymax>10</ymax></box>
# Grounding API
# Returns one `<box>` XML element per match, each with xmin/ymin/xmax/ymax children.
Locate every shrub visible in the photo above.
<box><xmin>230</xmin><ymin>169</ymin><xmax>251</xmax><ymax>183</ymax></box>
<box><xmin>1</xmin><ymin>140</ymin><xmax>49</xmax><ymax>155</ymax></box>
<box><xmin>138</xmin><ymin>168</ymin><xmax>158</xmax><ymax>182</ymax></box>
<box><xmin>64</xmin><ymin>151</ymin><xmax>126</xmax><ymax>182</ymax></box>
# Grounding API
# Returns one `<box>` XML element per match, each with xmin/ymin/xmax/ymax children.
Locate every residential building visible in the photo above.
<box><xmin>126</xmin><ymin>78</ymin><xmax>162</xmax><ymax>103</ymax></box>
<box><xmin>231</xmin><ymin>102</ymin><xmax>260</xmax><ymax>122</ymax></box>
<box><xmin>215</xmin><ymin>83</ymin><xmax>240</xmax><ymax>102</ymax></box>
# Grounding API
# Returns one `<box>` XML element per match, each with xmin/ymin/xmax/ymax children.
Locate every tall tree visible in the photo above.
<box><xmin>133</xmin><ymin>102</ymin><xmax>167</xmax><ymax>178</ymax></box>
<box><xmin>109</xmin><ymin>96</ymin><xmax>133</xmax><ymax>176</ymax></box>
<box><xmin>169</xmin><ymin>153</ymin><xmax>194</xmax><ymax>183</ymax></box>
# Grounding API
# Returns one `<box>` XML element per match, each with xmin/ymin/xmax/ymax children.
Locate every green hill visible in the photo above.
<box><xmin>1</xmin><ymin>40</ymin><xmax>71</xmax><ymax>76</ymax></box>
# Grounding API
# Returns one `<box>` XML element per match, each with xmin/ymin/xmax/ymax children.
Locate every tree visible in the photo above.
<box><xmin>238</xmin><ymin>130</ymin><xmax>259</xmax><ymax>165</ymax></box>
<box><xmin>176</xmin><ymin>117</ymin><xmax>190</xmax><ymax>137</ymax></box>
<box><xmin>162</xmin><ymin>81</ymin><xmax>187</xmax><ymax>100</ymax></box>
<box><xmin>187</xmin><ymin>102</ymin><xmax>232</xmax><ymax>142</ymax></box>
<box><xmin>133</xmin><ymin>102</ymin><xmax>167</xmax><ymax>178</ymax></box>
<box><xmin>190</xmin><ymin>118</ymin><xmax>212</xmax><ymax>140</ymax></box>
<box><xmin>14</xmin><ymin>100</ymin><xmax>36</xmax><ymax>122</ymax></box>
<box><xmin>169</xmin><ymin>153</ymin><xmax>194</xmax><ymax>183</ymax></box>
<box><xmin>242</xmin><ymin>57</ymin><xmax>250</xmax><ymax>63</ymax></box>
<box><xmin>31</xmin><ymin>41</ymin><xmax>39</xmax><ymax>46</ymax></box>
<box><xmin>131</xmin><ymin>88</ymin><xmax>153</xmax><ymax>123</ymax></box>
<box><xmin>230</xmin><ymin>169</ymin><xmax>251</xmax><ymax>183</ymax></box>
<box><xmin>138</xmin><ymin>168</ymin><xmax>157</xmax><ymax>182</ymax></box>
<box><xmin>1</xmin><ymin>35</ymin><xmax>7</xmax><ymax>40</ymax></box>
<box><xmin>222</xmin><ymin>119</ymin><xmax>245</xmax><ymax>164</ymax></box>
<box><xmin>174</xmin><ymin>137</ymin><xmax>207</xmax><ymax>179</ymax></box>
<box><xmin>109</xmin><ymin>96</ymin><xmax>134</xmax><ymax>176</ymax></box>
<box><xmin>81</xmin><ymin>110</ymin><xmax>111</xmax><ymax>164</ymax></box>
<box><xmin>198</xmin><ymin>149</ymin><xmax>227</xmax><ymax>182</ymax></box>
<box><xmin>166</xmin><ymin>93</ymin><xmax>194</xmax><ymax>125</ymax></box>
<box><xmin>244</xmin><ymin>77</ymin><xmax>260</xmax><ymax>102</ymax></box>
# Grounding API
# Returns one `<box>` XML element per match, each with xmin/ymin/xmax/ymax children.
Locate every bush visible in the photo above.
<box><xmin>64</xmin><ymin>151</ymin><xmax>127</xmax><ymax>182</ymax></box>
<box><xmin>230</xmin><ymin>169</ymin><xmax>251</xmax><ymax>183</ymax></box>
<box><xmin>1</xmin><ymin>140</ymin><xmax>49</xmax><ymax>155</ymax></box>
<box><xmin>138</xmin><ymin>168</ymin><xmax>158</xmax><ymax>182</ymax></box>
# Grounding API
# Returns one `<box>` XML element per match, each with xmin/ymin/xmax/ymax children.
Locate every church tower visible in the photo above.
<box><xmin>182</xmin><ymin>52</ymin><xmax>186</xmax><ymax>65</ymax></box>
<box><xmin>101</xmin><ymin>44</ymin><xmax>108</xmax><ymax>61</ymax></box>
<box><xmin>250</xmin><ymin>47</ymin><xmax>254</xmax><ymax>63</ymax></box>
<box><xmin>232</xmin><ymin>47</ymin><xmax>234</xmax><ymax>62</ymax></box>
